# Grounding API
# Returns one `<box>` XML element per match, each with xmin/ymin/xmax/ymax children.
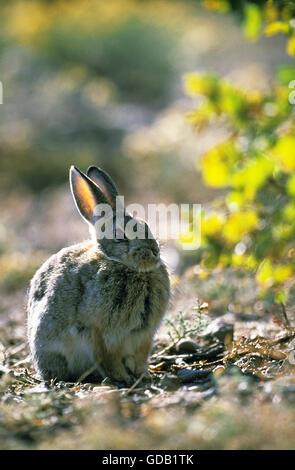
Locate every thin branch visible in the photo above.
<box><xmin>280</xmin><ymin>302</ymin><xmax>291</xmax><ymax>328</ymax></box>
<box><xmin>124</xmin><ymin>372</ymin><xmax>147</xmax><ymax>395</ymax></box>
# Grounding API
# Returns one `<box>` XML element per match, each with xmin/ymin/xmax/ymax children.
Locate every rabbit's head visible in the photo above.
<box><xmin>70</xmin><ymin>166</ymin><xmax>160</xmax><ymax>271</ymax></box>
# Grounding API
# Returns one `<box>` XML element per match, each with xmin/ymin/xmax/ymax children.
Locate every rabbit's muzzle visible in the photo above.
<box><xmin>129</xmin><ymin>246</ymin><xmax>160</xmax><ymax>271</ymax></box>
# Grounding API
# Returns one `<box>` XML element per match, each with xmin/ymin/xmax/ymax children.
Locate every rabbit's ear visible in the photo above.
<box><xmin>70</xmin><ymin>166</ymin><xmax>110</xmax><ymax>224</ymax></box>
<box><xmin>87</xmin><ymin>166</ymin><xmax>119</xmax><ymax>210</ymax></box>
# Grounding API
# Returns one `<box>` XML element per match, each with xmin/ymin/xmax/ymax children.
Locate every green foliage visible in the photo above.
<box><xmin>201</xmin><ymin>0</ymin><xmax>295</xmax><ymax>54</ymax></box>
<box><xmin>243</xmin><ymin>2</ymin><xmax>263</xmax><ymax>40</ymax></box>
<box><xmin>184</xmin><ymin>1</ymin><xmax>295</xmax><ymax>309</ymax></box>
<box><xmin>185</xmin><ymin>67</ymin><xmax>295</xmax><ymax>305</ymax></box>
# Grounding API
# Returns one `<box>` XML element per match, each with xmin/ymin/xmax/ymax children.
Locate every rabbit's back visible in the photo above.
<box><xmin>27</xmin><ymin>241</ymin><xmax>101</xmax><ymax>341</ymax></box>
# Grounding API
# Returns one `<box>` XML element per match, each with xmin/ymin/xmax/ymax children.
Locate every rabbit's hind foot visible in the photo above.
<box><xmin>124</xmin><ymin>355</ymin><xmax>152</xmax><ymax>385</ymax></box>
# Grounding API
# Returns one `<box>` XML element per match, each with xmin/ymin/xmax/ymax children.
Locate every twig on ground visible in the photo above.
<box><xmin>151</xmin><ymin>344</ymin><xmax>224</xmax><ymax>364</ymax></box>
<box><xmin>24</xmin><ymin>369</ymin><xmax>42</xmax><ymax>383</ymax></box>
<box><xmin>270</xmin><ymin>330</ymin><xmax>295</xmax><ymax>345</ymax></box>
<box><xmin>13</xmin><ymin>356</ymin><xmax>31</xmax><ymax>367</ymax></box>
<box><xmin>124</xmin><ymin>372</ymin><xmax>146</xmax><ymax>395</ymax></box>
<box><xmin>6</xmin><ymin>343</ymin><xmax>26</xmax><ymax>357</ymax></box>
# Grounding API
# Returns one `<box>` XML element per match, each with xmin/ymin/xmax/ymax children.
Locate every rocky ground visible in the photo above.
<box><xmin>1</xmin><ymin>276</ymin><xmax>295</xmax><ymax>450</ymax></box>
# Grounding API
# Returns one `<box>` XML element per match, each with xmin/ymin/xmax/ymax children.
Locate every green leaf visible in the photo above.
<box><xmin>277</xmin><ymin>65</ymin><xmax>295</xmax><ymax>85</ymax></box>
<box><xmin>243</xmin><ymin>3</ymin><xmax>262</xmax><ymax>41</ymax></box>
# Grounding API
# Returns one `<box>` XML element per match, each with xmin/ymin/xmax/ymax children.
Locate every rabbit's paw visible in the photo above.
<box><xmin>109</xmin><ymin>364</ymin><xmax>133</xmax><ymax>386</ymax></box>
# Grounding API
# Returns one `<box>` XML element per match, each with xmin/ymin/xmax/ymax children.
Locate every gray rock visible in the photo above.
<box><xmin>159</xmin><ymin>374</ymin><xmax>180</xmax><ymax>391</ymax></box>
<box><xmin>200</xmin><ymin>318</ymin><xmax>234</xmax><ymax>343</ymax></box>
<box><xmin>177</xmin><ymin>368</ymin><xmax>212</xmax><ymax>384</ymax></box>
<box><xmin>176</xmin><ymin>338</ymin><xmax>200</xmax><ymax>354</ymax></box>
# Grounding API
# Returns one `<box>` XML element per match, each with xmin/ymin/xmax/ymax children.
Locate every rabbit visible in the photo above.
<box><xmin>27</xmin><ymin>165</ymin><xmax>170</xmax><ymax>385</ymax></box>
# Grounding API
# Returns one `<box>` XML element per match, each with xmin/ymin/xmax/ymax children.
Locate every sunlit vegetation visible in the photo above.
<box><xmin>202</xmin><ymin>0</ymin><xmax>295</xmax><ymax>55</ymax></box>
<box><xmin>175</xmin><ymin>0</ymin><xmax>295</xmax><ymax>315</ymax></box>
<box><xmin>185</xmin><ymin>69</ymin><xmax>295</xmax><ymax>307</ymax></box>
<box><xmin>185</xmin><ymin>62</ymin><xmax>295</xmax><ymax>315</ymax></box>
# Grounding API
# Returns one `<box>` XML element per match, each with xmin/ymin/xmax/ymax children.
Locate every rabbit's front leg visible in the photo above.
<box><xmin>124</xmin><ymin>334</ymin><xmax>153</xmax><ymax>379</ymax></box>
<box><xmin>92</xmin><ymin>327</ymin><xmax>133</xmax><ymax>385</ymax></box>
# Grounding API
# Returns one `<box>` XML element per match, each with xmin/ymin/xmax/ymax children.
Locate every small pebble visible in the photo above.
<box><xmin>213</xmin><ymin>365</ymin><xmax>225</xmax><ymax>376</ymax></box>
<box><xmin>268</xmin><ymin>350</ymin><xmax>286</xmax><ymax>360</ymax></box>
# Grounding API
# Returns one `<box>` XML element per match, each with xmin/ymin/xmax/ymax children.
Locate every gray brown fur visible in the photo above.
<box><xmin>27</xmin><ymin>166</ymin><xmax>170</xmax><ymax>384</ymax></box>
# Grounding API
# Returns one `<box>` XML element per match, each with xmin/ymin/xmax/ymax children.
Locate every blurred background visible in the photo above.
<box><xmin>0</xmin><ymin>0</ymin><xmax>293</xmax><ymax>322</ymax></box>
<box><xmin>2</xmin><ymin>0</ymin><xmax>295</xmax><ymax>451</ymax></box>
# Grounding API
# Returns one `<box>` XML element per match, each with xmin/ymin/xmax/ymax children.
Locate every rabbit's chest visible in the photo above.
<box><xmin>101</xmin><ymin>272</ymin><xmax>155</xmax><ymax>327</ymax></box>
<box><xmin>80</xmin><ymin>266</ymin><xmax>169</xmax><ymax>335</ymax></box>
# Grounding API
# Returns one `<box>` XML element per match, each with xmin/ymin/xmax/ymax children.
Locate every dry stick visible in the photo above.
<box><xmin>24</xmin><ymin>369</ymin><xmax>42</xmax><ymax>383</ymax></box>
<box><xmin>7</xmin><ymin>343</ymin><xmax>26</xmax><ymax>357</ymax></box>
<box><xmin>152</xmin><ymin>341</ymin><xmax>179</xmax><ymax>358</ymax></box>
<box><xmin>190</xmin><ymin>357</ymin><xmax>225</xmax><ymax>368</ymax></box>
<box><xmin>280</xmin><ymin>302</ymin><xmax>291</xmax><ymax>328</ymax></box>
<box><xmin>271</xmin><ymin>330</ymin><xmax>295</xmax><ymax>345</ymax></box>
<box><xmin>13</xmin><ymin>357</ymin><xmax>31</xmax><ymax>368</ymax></box>
<box><xmin>124</xmin><ymin>372</ymin><xmax>147</xmax><ymax>395</ymax></box>
<box><xmin>0</xmin><ymin>364</ymin><xmax>10</xmax><ymax>375</ymax></box>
